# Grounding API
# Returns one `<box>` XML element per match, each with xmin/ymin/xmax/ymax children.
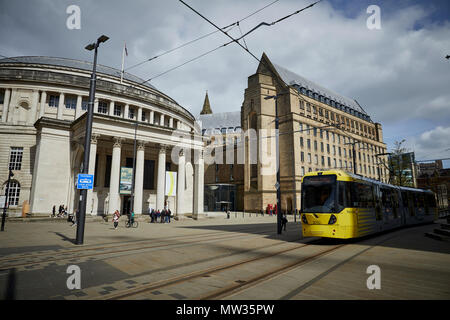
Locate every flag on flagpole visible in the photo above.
<box><xmin>121</xmin><ymin>41</ymin><xmax>127</xmax><ymax>84</ymax></box>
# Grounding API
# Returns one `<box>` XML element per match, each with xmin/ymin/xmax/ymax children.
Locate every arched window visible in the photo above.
<box><xmin>3</xmin><ymin>180</ymin><xmax>20</xmax><ymax>206</ymax></box>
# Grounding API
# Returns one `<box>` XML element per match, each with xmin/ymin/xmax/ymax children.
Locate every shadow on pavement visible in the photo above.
<box><xmin>4</xmin><ymin>268</ymin><xmax>16</xmax><ymax>300</ymax></box>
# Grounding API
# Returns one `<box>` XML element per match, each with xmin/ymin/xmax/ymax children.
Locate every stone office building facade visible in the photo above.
<box><xmin>0</xmin><ymin>56</ymin><xmax>203</xmax><ymax>217</ymax></box>
<box><xmin>241</xmin><ymin>53</ymin><xmax>389</xmax><ymax>212</ymax></box>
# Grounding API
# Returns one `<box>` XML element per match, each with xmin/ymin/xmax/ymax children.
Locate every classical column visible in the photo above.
<box><xmin>169</xmin><ymin>117</ymin><xmax>173</xmax><ymax>128</ymax></box>
<box><xmin>109</xmin><ymin>137</ymin><xmax>122</xmax><ymax>214</ymax></box>
<box><xmin>193</xmin><ymin>149</ymin><xmax>204</xmax><ymax>218</ymax></box>
<box><xmin>2</xmin><ymin>88</ymin><xmax>11</xmax><ymax>122</ymax></box>
<box><xmin>57</xmin><ymin>92</ymin><xmax>64</xmax><ymax>119</ymax></box>
<box><xmin>75</xmin><ymin>95</ymin><xmax>82</xmax><ymax>119</ymax></box>
<box><xmin>39</xmin><ymin>90</ymin><xmax>46</xmax><ymax>119</ymax></box>
<box><xmin>149</xmin><ymin>110</ymin><xmax>154</xmax><ymax>124</ymax></box>
<box><xmin>109</xmin><ymin>100</ymin><xmax>115</xmax><ymax>116</ymax></box>
<box><xmin>124</xmin><ymin>104</ymin><xmax>129</xmax><ymax>119</ymax></box>
<box><xmin>176</xmin><ymin>150</ymin><xmax>185</xmax><ymax>216</ymax></box>
<box><xmin>28</xmin><ymin>90</ymin><xmax>39</xmax><ymax>124</ymax></box>
<box><xmin>133</xmin><ymin>141</ymin><xmax>145</xmax><ymax>214</ymax></box>
<box><xmin>156</xmin><ymin>145</ymin><xmax>166</xmax><ymax>211</ymax></box>
<box><xmin>87</xmin><ymin>134</ymin><xmax>99</xmax><ymax>215</ymax></box>
<box><xmin>137</xmin><ymin>107</ymin><xmax>142</xmax><ymax>122</ymax></box>
<box><xmin>160</xmin><ymin>114</ymin><xmax>165</xmax><ymax>126</ymax></box>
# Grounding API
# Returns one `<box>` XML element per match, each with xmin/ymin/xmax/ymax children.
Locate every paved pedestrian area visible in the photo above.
<box><xmin>0</xmin><ymin>214</ymin><xmax>449</xmax><ymax>300</ymax></box>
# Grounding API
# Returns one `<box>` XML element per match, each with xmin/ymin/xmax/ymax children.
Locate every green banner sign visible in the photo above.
<box><xmin>119</xmin><ymin>167</ymin><xmax>133</xmax><ymax>194</ymax></box>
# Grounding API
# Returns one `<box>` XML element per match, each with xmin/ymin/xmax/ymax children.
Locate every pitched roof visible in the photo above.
<box><xmin>272</xmin><ymin>62</ymin><xmax>368</xmax><ymax>116</ymax></box>
<box><xmin>197</xmin><ymin>111</ymin><xmax>241</xmax><ymax>130</ymax></box>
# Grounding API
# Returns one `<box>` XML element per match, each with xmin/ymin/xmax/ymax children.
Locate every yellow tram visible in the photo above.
<box><xmin>300</xmin><ymin>170</ymin><xmax>437</xmax><ymax>239</ymax></box>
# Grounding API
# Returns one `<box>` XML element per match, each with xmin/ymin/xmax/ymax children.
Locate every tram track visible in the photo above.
<box><xmin>95</xmin><ymin>227</ymin><xmax>415</xmax><ymax>300</ymax></box>
<box><xmin>0</xmin><ymin>224</ymin><xmax>282</xmax><ymax>270</ymax></box>
<box><xmin>91</xmin><ymin>238</ymin><xmax>333</xmax><ymax>300</ymax></box>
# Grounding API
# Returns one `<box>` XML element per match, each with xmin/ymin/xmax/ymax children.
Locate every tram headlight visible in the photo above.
<box><xmin>301</xmin><ymin>214</ymin><xmax>308</xmax><ymax>224</ymax></box>
<box><xmin>328</xmin><ymin>214</ymin><xmax>337</xmax><ymax>225</ymax></box>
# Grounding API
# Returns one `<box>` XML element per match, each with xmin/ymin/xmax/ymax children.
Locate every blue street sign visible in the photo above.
<box><xmin>77</xmin><ymin>174</ymin><xmax>94</xmax><ymax>190</ymax></box>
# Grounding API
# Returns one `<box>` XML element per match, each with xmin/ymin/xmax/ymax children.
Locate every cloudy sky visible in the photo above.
<box><xmin>1</xmin><ymin>0</ymin><xmax>449</xmax><ymax>166</ymax></box>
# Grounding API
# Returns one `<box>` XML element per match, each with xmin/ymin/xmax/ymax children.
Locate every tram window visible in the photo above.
<box><xmin>381</xmin><ymin>188</ymin><xmax>392</xmax><ymax>208</ymax></box>
<box><xmin>352</xmin><ymin>183</ymin><xmax>374</xmax><ymax>208</ymax></box>
<box><xmin>338</xmin><ymin>182</ymin><xmax>345</xmax><ymax>211</ymax></box>
<box><xmin>418</xmin><ymin>194</ymin><xmax>425</xmax><ymax>208</ymax></box>
<box><xmin>392</xmin><ymin>191</ymin><xmax>399</xmax><ymax>208</ymax></box>
<box><xmin>302</xmin><ymin>175</ymin><xmax>338</xmax><ymax>213</ymax></box>
<box><xmin>401</xmin><ymin>192</ymin><xmax>408</xmax><ymax>207</ymax></box>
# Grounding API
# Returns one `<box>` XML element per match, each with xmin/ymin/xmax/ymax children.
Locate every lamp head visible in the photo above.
<box><xmin>97</xmin><ymin>35</ymin><xmax>109</xmax><ymax>44</ymax></box>
<box><xmin>85</xmin><ymin>43</ymin><xmax>95</xmax><ymax>51</ymax></box>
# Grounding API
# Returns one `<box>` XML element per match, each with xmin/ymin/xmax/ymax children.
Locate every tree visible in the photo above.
<box><xmin>389</xmin><ymin>139</ymin><xmax>415</xmax><ymax>187</ymax></box>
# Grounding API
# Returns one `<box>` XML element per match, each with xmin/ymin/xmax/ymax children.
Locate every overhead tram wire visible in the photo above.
<box><xmin>125</xmin><ymin>0</ymin><xmax>280</xmax><ymax>72</ymax></box>
<box><xmin>135</xmin><ymin>0</ymin><xmax>321</xmax><ymax>86</ymax></box>
<box><xmin>176</xmin><ymin>0</ymin><xmax>322</xmax><ymax>88</ymax></box>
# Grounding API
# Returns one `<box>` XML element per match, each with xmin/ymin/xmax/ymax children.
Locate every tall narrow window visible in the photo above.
<box><xmin>81</xmin><ymin>100</ymin><xmax>88</xmax><ymax>111</ymax></box>
<box><xmin>5</xmin><ymin>181</ymin><xmax>20</xmax><ymax>206</ymax></box>
<box><xmin>128</xmin><ymin>108</ymin><xmax>135</xmax><ymax>119</ymax></box>
<box><xmin>49</xmin><ymin>95</ymin><xmax>59</xmax><ymax>108</ymax></box>
<box><xmin>114</xmin><ymin>104</ymin><xmax>122</xmax><ymax>116</ymax></box>
<box><xmin>9</xmin><ymin>147</ymin><xmax>23</xmax><ymax>170</ymax></box>
<box><xmin>65</xmin><ymin>96</ymin><xmax>76</xmax><ymax>109</ymax></box>
<box><xmin>98</xmin><ymin>101</ymin><xmax>108</xmax><ymax>114</ymax></box>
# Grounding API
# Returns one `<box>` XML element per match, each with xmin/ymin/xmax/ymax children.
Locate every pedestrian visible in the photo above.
<box><xmin>161</xmin><ymin>209</ymin><xmax>165</xmax><ymax>223</ymax></box>
<box><xmin>156</xmin><ymin>210</ymin><xmax>161</xmax><ymax>223</ymax></box>
<box><xmin>150</xmin><ymin>209</ymin><xmax>155</xmax><ymax>223</ymax></box>
<box><xmin>52</xmin><ymin>205</ymin><xmax>56</xmax><ymax>218</ymax></box>
<box><xmin>113</xmin><ymin>210</ymin><xmax>120</xmax><ymax>229</ymax></box>
<box><xmin>167</xmin><ymin>209</ymin><xmax>171</xmax><ymax>223</ymax></box>
<box><xmin>71</xmin><ymin>209</ymin><xmax>78</xmax><ymax>226</ymax></box>
<box><xmin>282</xmin><ymin>212</ymin><xmax>288</xmax><ymax>231</ymax></box>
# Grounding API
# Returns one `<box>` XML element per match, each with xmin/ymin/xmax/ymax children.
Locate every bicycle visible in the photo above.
<box><xmin>125</xmin><ymin>220</ymin><xmax>138</xmax><ymax>228</ymax></box>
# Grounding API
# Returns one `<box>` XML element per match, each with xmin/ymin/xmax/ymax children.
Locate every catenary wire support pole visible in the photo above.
<box><xmin>130</xmin><ymin>116</ymin><xmax>138</xmax><ymax>215</ymax></box>
<box><xmin>76</xmin><ymin>35</ymin><xmax>109</xmax><ymax>245</ymax></box>
<box><xmin>1</xmin><ymin>169</ymin><xmax>14</xmax><ymax>231</ymax></box>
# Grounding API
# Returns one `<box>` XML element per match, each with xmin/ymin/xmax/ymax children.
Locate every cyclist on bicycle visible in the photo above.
<box><xmin>128</xmin><ymin>210</ymin><xmax>135</xmax><ymax>226</ymax></box>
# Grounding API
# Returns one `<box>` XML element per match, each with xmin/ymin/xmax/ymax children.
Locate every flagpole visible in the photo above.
<box><xmin>120</xmin><ymin>41</ymin><xmax>125</xmax><ymax>84</ymax></box>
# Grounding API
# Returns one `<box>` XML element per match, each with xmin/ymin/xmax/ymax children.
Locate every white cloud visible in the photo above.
<box><xmin>411</xmin><ymin>126</ymin><xmax>450</xmax><ymax>160</ymax></box>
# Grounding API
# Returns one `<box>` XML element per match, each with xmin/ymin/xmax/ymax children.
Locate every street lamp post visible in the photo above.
<box><xmin>1</xmin><ymin>169</ymin><xmax>14</xmax><ymax>231</ymax></box>
<box><xmin>76</xmin><ymin>35</ymin><xmax>109</xmax><ymax>245</ymax></box>
<box><xmin>265</xmin><ymin>95</ymin><xmax>282</xmax><ymax>235</ymax></box>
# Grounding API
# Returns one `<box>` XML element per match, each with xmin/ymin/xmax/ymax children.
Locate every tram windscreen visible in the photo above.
<box><xmin>302</xmin><ymin>175</ymin><xmax>337</xmax><ymax>213</ymax></box>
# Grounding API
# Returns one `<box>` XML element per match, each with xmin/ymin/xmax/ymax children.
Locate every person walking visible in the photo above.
<box><xmin>71</xmin><ymin>209</ymin><xmax>78</xmax><ymax>226</ymax></box>
<box><xmin>161</xmin><ymin>209</ymin><xmax>165</xmax><ymax>223</ymax></box>
<box><xmin>150</xmin><ymin>209</ymin><xmax>155</xmax><ymax>223</ymax></box>
<box><xmin>167</xmin><ymin>209</ymin><xmax>171</xmax><ymax>223</ymax></box>
<box><xmin>281</xmin><ymin>212</ymin><xmax>288</xmax><ymax>231</ymax></box>
<box><xmin>113</xmin><ymin>210</ymin><xmax>120</xmax><ymax>230</ymax></box>
<box><xmin>52</xmin><ymin>205</ymin><xmax>56</xmax><ymax>218</ymax></box>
